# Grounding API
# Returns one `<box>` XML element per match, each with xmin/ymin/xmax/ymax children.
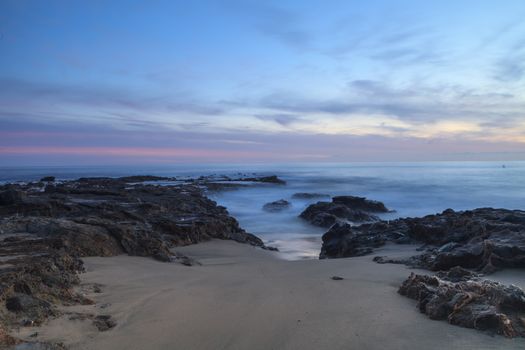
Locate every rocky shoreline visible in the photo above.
<box><xmin>317</xmin><ymin>203</ymin><xmax>525</xmax><ymax>337</ymax></box>
<box><xmin>0</xmin><ymin>174</ymin><xmax>280</xmax><ymax>348</ymax></box>
<box><xmin>1</xmin><ymin>174</ymin><xmax>524</xmax><ymax>347</ymax></box>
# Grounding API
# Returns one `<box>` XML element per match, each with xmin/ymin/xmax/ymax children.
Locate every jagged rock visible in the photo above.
<box><xmin>118</xmin><ymin>175</ymin><xmax>170</xmax><ymax>182</ymax></box>
<box><xmin>320</xmin><ymin>208</ymin><xmax>525</xmax><ymax>274</ymax></box>
<box><xmin>0</xmin><ymin>188</ymin><xmax>26</xmax><ymax>206</ymax></box>
<box><xmin>320</xmin><ymin>223</ymin><xmax>385</xmax><ymax>258</ymax></box>
<box><xmin>399</xmin><ymin>272</ymin><xmax>525</xmax><ymax>337</ymax></box>
<box><xmin>331</xmin><ymin>196</ymin><xmax>389</xmax><ymax>213</ymax></box>
<box><xmin>253</xmin><ymin>175</ymin><xmax>286</xmax><ymax>184</ymax></box>
<box><xmin>93</xmin><ymin>315</ymin><xmax>117</xmax><ymax>331</ymax></box>
<box><xmin>263</xmin><ymin>199</ymin><xmax>291</xmax><ymax>212</ymax></box>
<box><xmin>299</xmin><ymin>196</ymin><xmax>388</xmax><ymax>228</ymax></box>
<box><xmin>0</xmin><ymin>175</ymin><xmax>267</xmax><ymax>342</ymax></box>
<box><xmin>40</xmin><ymin>176</ymin><xmax>56</xmax><ymax>182</ymax></box>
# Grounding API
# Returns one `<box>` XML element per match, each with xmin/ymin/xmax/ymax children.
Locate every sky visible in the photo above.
<box><xmin>1</xmin><ymin>0</ymin><xmax>525</xmax><ymax>165</ymax></box>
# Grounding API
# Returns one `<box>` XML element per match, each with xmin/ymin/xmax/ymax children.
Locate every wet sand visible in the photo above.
<box><xmin>14</xmin><ymin>240</ymin><xmax>525</xmax><ymax>350</ymax></box>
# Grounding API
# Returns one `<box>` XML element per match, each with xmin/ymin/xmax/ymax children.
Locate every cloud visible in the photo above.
<box><xmin>225</xmin><ymin>1</ymin><xmax>313</xmax><ymax>51</ymax></box>
<box><xmin>494</xmin><ymin>53</ymin><xmax>525</xmax><ymax>82</ymax></box>
<box><xmin>253</xmin><ymin>113</ymin><xmax>302</xmax><ymax>126</ymax></box>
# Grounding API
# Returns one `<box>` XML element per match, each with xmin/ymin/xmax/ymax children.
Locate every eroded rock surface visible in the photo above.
<box><xmin>399</xmin><ymin>270</ymin><xmax>525</xmax><ymax>337</ymax></box>
<box><xmin>0</xmin><ymin>175</ymin><xmax>270</xmax><ymax>348</ymax></box>
<box><xmin>263</xmin><ymin>199</ymin><xmax>291</xmax><ymax>212</ymax></box>
<box><xmin>320</xmin><ymin>208</ymin><xmax>525</xmax><ymax>274</ymax></box>
<box><xmin>300</xmin><ymin>196</ymin><xmax>389</xmax><ymax>228</ymax></box>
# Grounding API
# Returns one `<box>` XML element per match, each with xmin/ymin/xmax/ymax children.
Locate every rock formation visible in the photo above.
<box><xmin>300</xmin><ymin>195</ymin><xmax>389</xmax><ymax>228</ymax></box>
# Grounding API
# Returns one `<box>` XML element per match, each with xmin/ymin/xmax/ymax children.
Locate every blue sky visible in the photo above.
<box><xmin>1</xmin><ymin>0</ymin><xmax>525</xmax><ymax>164</ymax></box>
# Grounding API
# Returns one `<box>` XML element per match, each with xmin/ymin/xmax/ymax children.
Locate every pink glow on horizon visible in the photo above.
<box><xmin>0</xmin><ymin>146</ymin><xmax>268</xmax><ymax>159</ymax></box>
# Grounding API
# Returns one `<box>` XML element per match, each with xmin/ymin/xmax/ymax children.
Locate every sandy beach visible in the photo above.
<box><xmin>12</xmin><ymin>240</ymin><xmax>525</xmax><ymax>350</ymax></box>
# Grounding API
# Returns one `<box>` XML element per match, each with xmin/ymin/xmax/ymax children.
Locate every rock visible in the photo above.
<box><xmin>118</xmin><ymin>175</ymin><xmax>169</xmax><ymax>182</ymax></box>
<box><xmin>0</xmin><ymin>325</ymin><xmax>21</xmax><ymax>347</ymax></box>
<box><xmin>0</xmin><ymin>175</ymin><xmax>266</xmax><ymax>338</ymax></box>
<box><xmin>320</xmin><ymin>208</ymin><xmax>525</xmax><ymax>274</ymax></box>
<box><xmin>263</xmin><ymin>199</ymin><xmax>291</xmax><ymax>212</ymax></box>
<box><xmin>332</xmin><ymin>196</ymin><xmax>389</xmax><ymax>213</ymax></box>
<box><xmin>399</xmin><ymin>272</ymin><xmax>525</xmax><ymax>337</ymax></box>
<box><xmin>40</xmin><ymin>176</ymin><xmax>56</xmax><ymax>182</ymax></box>
<box><xmin>292</xmin><ymin>193</ymin><xmax>330</xmax><ymax>199</ymax></box>
<box><xmin>299</xmin><ymin>196</ymin><xmax>388</xmax><ymax>228</ymax></box>
<box><xmin>331</xmin><ymin>276</ymin><xmax>344</xmax><ymax>280</ymax></box>
<box><xmin>93</xmin><ymin>315</ymin><xmax>116</xmax><ymax>331</ymax></box>
<box><xmin>237</xmin><ymin>175</ymin><xmax>286</xmax><ymax>185</ymax></box>
<box><xmin>320</xmin><ymin>223</ymin><xmax>385</xmax><ymax>259</ymax></box>
<box><xmin>5</xmin><ymin>294</ymin><xmax>54</xmax><ymax>325</ymax></box>
<box><xmin>256</xmin><ymin>175</ymin><xmax>286</xmax><ymax>185</ymax></box>
<box><xmin>172</xmin><ymin>252</ymin><xmax>202</xmax><ymax>266</ymax></box>
<box><xmin>0</xmin><ymin>188</ymin><xmax>26</xmax><ymax>206</ymax></box>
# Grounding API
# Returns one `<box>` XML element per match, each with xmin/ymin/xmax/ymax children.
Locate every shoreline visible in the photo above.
<box><xmin>1</xmin><ymin>174</ymin><xmax>525</xmax><ymax>348</ymax></box>
<box><xmin>12</xmin><ymin>240</ymin><xmax>525</xmax><ymax>350</ymax></box>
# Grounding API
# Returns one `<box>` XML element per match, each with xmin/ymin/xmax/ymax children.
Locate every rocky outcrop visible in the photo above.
<box><xmin>263</xmin><ymin>199</ymin><xmax>291</xmax><ymax>212</ymax></box>
<box><xmin>319</xmin><ymin>223</ymin><xmax>386</xmax><ymax>258</ymax></box>
<box><xmin>299</xmin><ymin>196</ymin><xmax>389</xmax><ymax>228</ymax></box>
<box><xmin>399</xmin><ymin>269</ymin><xmax>525</xmax><ymax>337</ymax></box>
<box><xmin>40</xmin><ymin>176</ymin><xmax>56</xmax><ymax>182</ymax></box>
<box><xmin>320</xmin><ymin>207</ymin><xmax>525</xmax><ymax>338</ymax></box>
<box><xmin>320</xmin><ymin>208</ymin><xmax>525</xmax><ymax>274</ymax></box>
<box><xmin>0</xmin><ymin>175</ymin><xmax>267</xmax><ymax>348</ymax></box>
<box><xmin>239</xmin><ymin>175</ymin><xmax>286</xmax><ymax>185</ymax></box>
<box><xmin>331</xmin><ymin>196</ymin><xmax>389</xmax><ymax>213</ymax></box>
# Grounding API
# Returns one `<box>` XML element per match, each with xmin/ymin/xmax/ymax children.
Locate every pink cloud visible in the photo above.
<box><xmin>0</xmin><ymin>146</ymin><xmax>267</xmax><ymax>159</ymax></box>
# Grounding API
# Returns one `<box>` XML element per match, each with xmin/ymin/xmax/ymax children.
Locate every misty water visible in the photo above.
<box><xmin>2</xmin><ymin>161</ymin><xmax>524</xmax><ymax>259</ymax></box>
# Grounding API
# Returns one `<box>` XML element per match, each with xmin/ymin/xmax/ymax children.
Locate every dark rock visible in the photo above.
<box><xmin>399</xmin><ymin>272</ymin><xmax>525</xmax><ymax>337</ymax></box>
<box><xmin>332</xmin><ymin>196</ymin><xmax>389</xmax><ymax>213</ymax></box>
<box><xmin>40</xmin><ymin>176</ymin><xmax>56</xmax><ymax>182</ymax></box>
<box><xmin>236</xmin><ymin>175</ymin><xmax>286</xmax><ymax>185</ymax></box>
<box><xmin>0</xmin><ymin>175</ymin><xmax>266</xmax><ymax>340</ymax></box>
<box><xmin>172</xmin><ymin>252</ymin><xmax>202</xmax><ymax>266</ymax></box>
<box><xmin>300</xmin><ymin>201</ymin><xmax>380</xmax><ymax>228</ymax></box>
<box><xmin>263</xmin><ymin>199</ymin><xmax>291</xmax><ymax>212</ymax></box>
<box><xmin>299</xmin><ymin>196</ymin><xmax>388</xmax><ymax>228</ymax></box>
<box><xmin>5</xmin><ymin>294</ymin><xmax>54</xmax><ymax>325</ymax></box>
<box><xmin>320</xmin><ymin>208</ymin><xmax>525</xmax><ymax>274</ymax></box>
<box><xmin>320</xmin><ymin>223</ymin><xmax>385</xmax><ymax>259</ymax></box>
<box><xmin>331</xmin><ymin>276</ymin><xmax>344</xmax><ymax>280</ymax></box>
<box><xmin>93</xmin><ymin>315</ymin><xmax>116</xmax><ymax>331</ymax></box>
<box><xmin>118</xmin><ymin>175</ymin><xmax>169</xmax><ymax>182</ymax></box>
<box><xmin>256</xmin><ymin>175</ymin><xmax>286</xmax><ymax>185</ymax></box>
<box><xmin>0</xmin><ymin>188</ymin><xmax>26</xmax><ymax>206</ymax></box>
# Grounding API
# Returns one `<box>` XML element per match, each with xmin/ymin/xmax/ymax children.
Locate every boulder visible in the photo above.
<box><xmin>332</xmin><ymin>196</ymin><xmax>389</xmax><ymax>213</ymax></box>
<box><xmin>40</xmin><ymin>176</ymin><xmax>56</xmax><ymax>182</ymax></box>
<box><xmin>399</xmin><ymin>272</ymin><xmax>525</xmax><ymax>337</ymax></box>
<box><xmin>0</xmin><ymin>188</ymin><xmax>26</xmax><ymax>206</ymax></box>
<box><xmin>263</xmin><ymin>199</ymin><xmax>291</xmax><ymax>212</ymax></box>
<box><xmin>320</xmin><ymin>208</ymin><xmax>525</xmax><ymax>274</ymax></box>
<box><xmin>299</xmin><ymin>197</ymin><xmax>384</xmax><ymax>228</ymax></box>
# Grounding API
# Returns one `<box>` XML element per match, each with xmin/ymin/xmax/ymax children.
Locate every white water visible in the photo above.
<box><xmin>2</xmin><ymin>161</ymin><xmax>524</xmax><ymax>259</ymax></box>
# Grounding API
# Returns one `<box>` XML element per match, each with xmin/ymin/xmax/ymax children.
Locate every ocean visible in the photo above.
<box><xmin>1</xmin><ymin>161</ymin><xmax>524</xmax><ymax>259</ymax></box>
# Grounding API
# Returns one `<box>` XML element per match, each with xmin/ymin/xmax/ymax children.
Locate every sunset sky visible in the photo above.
<box><xmin>1</xmin><ymin>0</ymin><xmax>525</xmax><ymax>164</ymax></box>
